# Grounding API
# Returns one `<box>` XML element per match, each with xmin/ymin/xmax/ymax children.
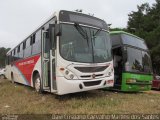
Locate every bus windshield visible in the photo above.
<box><xmin>60</xmin><ymin>24</ymin><xmax>112</xmax><ymax>63</ymax></box>
<box><xmin>125</xmin><ymin>47</ymin><xmax>152</xmax><ymax>74</ymax></box>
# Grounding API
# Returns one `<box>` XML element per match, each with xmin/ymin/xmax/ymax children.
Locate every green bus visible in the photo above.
<box><xmin>110</xmin><ymin>31</ymin><xmax>153</xmax><ymax>92</ymax></box>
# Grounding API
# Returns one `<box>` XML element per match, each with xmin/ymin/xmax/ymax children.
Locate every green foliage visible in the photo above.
<box><xmin>110</xmin><ymin>28</ymin><xmax>127</xmax><ymax>32</ymax></box>
<box><xmin>127</xmin><ymin>0</ymin><xmax>160</xmax><ymax>74</ymax></box>
<box><xmin>0</xmin><ymin>47</ymin><xmax>10</xmax><ymax>68</ymax></box>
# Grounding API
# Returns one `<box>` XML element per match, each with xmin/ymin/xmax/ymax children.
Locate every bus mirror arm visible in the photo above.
<box><xmin>123</xmin><ymin>54</ymin><xmax>127</xmax><ymax>63</ymax></box>
<box><xmin>122</xmin><ymin>47</ymin><xmax>127</xmax><ymax>63</ymax></box>
<box><xmin>55</xmin><ymin>24</ymin><xmax>62</xmax><ymax>36</ymax></box>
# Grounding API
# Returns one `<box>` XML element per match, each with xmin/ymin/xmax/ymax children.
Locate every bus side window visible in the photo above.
<box><xmin>11</xmin><ymin>51</ymin><xmax>14</xmax><ymax>62</ymax></box>
<box><xmin>19</xmin><ymin>43</ymin><xmax>24</xmax><ymax>58</ymax></box>
<box><xmin>14</xmin><ymin>47</ymin><xmax>18</xmax><ymax>60</ymax></box>
<box><xmin>18</xmin><ymin>46</ymin><xmax>20</xmax><ymax>53</ymax></box>
<box><xmin>24</xmin><ymin>38</ymin><xmax>32</xmax><ymax>58</ymax></box>
<box><xmin>32</xmin><ymin>31</ymin><xmax>41</xmax><ymax>55</ymax></box>
<box><xmin>23</xmin><ymin>41</ymin><xmax>26</xmax><ymax>50</ymax></box>
<box><xmin>17</xmin><ymin>46</ymin><xmax>20</xmax><ymax>60</ymax></box>
<box><xmin>12</xmin><ymin>49</ymin><xmax>15</xmax><ymax>61</ymax></box>
<box><xmin>32</xmin><ymin>34</ymin><xmax>36</xmax><ymax>44</ymax></box>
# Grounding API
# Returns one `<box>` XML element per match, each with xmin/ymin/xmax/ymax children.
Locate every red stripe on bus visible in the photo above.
<box><xmin>14</xmin><ymin>55</ymin><xmax>40</xmax><ymax>85</ymax></box>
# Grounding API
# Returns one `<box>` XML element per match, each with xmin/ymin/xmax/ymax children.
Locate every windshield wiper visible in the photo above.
<box><xmin>91</xmin><ymin>28</ymin><xmax>102</xmax><ymax>46</ymax></box>
<box><xmin>94</xmin><ymin>28</ymin><xmax>102</xmax><ymax>37</ymax></box>
<box><xmin>74</xmin><ymin>23</ymin><xmax>89</xmax><ymax>46</ymax></box>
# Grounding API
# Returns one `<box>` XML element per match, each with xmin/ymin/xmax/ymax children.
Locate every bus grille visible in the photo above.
<box><xmin>74</xmin><ymin>66</ymin><xmax>108</xmax><ymax>73</ymax></box>
<box><xmin>80</xmin><ymin>74</ymin><xmax>103</xmax><ymax>79</ymax></box>
<box><xmin>83</xmin><ymin>80</ymin><xmax>102</xmax><ymax>87</ymax></box>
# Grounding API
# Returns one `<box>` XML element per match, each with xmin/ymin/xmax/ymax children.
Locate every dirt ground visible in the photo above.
<box><xmin>0</xmin><ymin>79</ymin><xmax>160</xmax><ymax>114</ymax></box>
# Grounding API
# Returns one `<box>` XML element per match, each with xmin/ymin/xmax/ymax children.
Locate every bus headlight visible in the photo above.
<box><xmin>106</xmin><ymin>68</ymin><xmax>114</xmax><ymax>76</ymax></box>
<box><xmin>126</xmin><ymin>79</ymin><xmax>137</xmax><ymax>83</ymax></box>
<box><xmin>65</xmin><ymin>70</ymin><xmax>69</xmax><ymax>75</ymax></box>
<box><xmin>63</xmin><ymin>69</ymin><xmax>78</xmax><ymax>80</ymax></box>
<box><xmin>69</xmin><ymin>74</ymin><xmax>74</xmax><ymax>79</ymax></box>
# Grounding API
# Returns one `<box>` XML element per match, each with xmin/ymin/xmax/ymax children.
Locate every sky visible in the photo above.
<box><xmin>0</xmin><ymin>0</ymin><xmax>156</xmax><ymax>48</ymax></box>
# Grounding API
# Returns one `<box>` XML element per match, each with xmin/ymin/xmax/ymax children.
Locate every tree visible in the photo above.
<box><xmin>110</xmin><ymin>28</ymin><xmax>127</xmax><ymax>32</ymax></box>
<box><xmin>127</xmin><ymin>0</ymin><xmax>160</xmax><ymax>74</ymax></box>
<box><xmin>0</xmin><ymin>47</ymin><xmax>10</xmax><ymax>68</ymax></box>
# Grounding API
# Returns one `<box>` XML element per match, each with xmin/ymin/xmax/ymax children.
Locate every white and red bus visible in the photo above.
<box><xmin>5</xmin><ymin>10</ymin><xmax>114</xmax><ymax>95</ymax></box>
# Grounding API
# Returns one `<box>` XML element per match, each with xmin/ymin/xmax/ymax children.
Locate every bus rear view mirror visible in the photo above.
<box><xmin>55</xmin><ymin>24</ymin><xmax>62</xmax><ymax>36</ymax></box>
<box><xmin>123</xmin><ymin>47</ymin><xmax>127</xmax><ymax>62</ymax></box>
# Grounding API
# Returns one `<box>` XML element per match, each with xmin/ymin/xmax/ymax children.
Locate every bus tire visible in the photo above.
<box><xmin>0</xmin><ymin>75</ymin><xmax>5</xmax><ymax>79</ymax></box>
<box><xmin>33</xmin><ymin>73</ymin><xmax>42</xmax><ymax>93</ymax></box>
<box><xmin>11</xmin><ymin>73</ymin><xmax>14</xmax><ymax>83</ymax></box>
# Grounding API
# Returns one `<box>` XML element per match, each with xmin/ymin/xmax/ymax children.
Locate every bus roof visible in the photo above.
<box><xmin>110</xmin><ymin>31</ymin><xmax>144</xmax><ymax>41</ymax></box>
<box><xmin>110</xmin><ymin>31</ymin><xmax>148</xmax><ymax>50</ymax></box>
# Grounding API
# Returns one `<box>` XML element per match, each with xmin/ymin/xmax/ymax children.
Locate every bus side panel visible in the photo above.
<box><xmin>12</xmin><ymin>55</ymin><xmax>41</xmax><ymax>86</ymax></box>
<box><xmin>121</xmin><ymin>73</ymin><xmax>153</xmax><ymax>92</ymax></box>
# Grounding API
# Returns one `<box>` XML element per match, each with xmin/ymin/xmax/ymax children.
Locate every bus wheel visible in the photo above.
<box><xmin>34</xmin><ymin>74</ymin><xmax>41</xmax><ymax>93</ymax></box>
<box><xmin>0</xmin><ymin>75</ymin><xmax>5</xmax><ymax>79</ymax></box>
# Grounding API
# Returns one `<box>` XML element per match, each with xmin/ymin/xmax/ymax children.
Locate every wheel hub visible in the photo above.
<box><xmin>35</xmin><ymin>78</ymin><xmax>40</xmax><ymax>92</ymax></box>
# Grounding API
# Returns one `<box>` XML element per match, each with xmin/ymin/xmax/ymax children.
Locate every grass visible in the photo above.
<box><xmin>0</xmin><ymin>79</ymin><xmax>160</xmax><ymax>114</ymax></box>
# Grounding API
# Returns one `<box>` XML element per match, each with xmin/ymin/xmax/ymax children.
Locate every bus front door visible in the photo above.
<box><xmin>42</xmin><ymin>26</ymin><xmax>57</xmax><ymax>93</ymax></box>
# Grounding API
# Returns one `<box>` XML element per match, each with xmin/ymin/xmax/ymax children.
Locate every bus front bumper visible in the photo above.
<box><xmin>122</xmin><ymin>83</ymin><xmax>152</xmax><ymax>92</ymax></box>
<box><xmin>55</xmin><ymin>76</ymin><xmax>114</xmax><ymax>95</ymax></box>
